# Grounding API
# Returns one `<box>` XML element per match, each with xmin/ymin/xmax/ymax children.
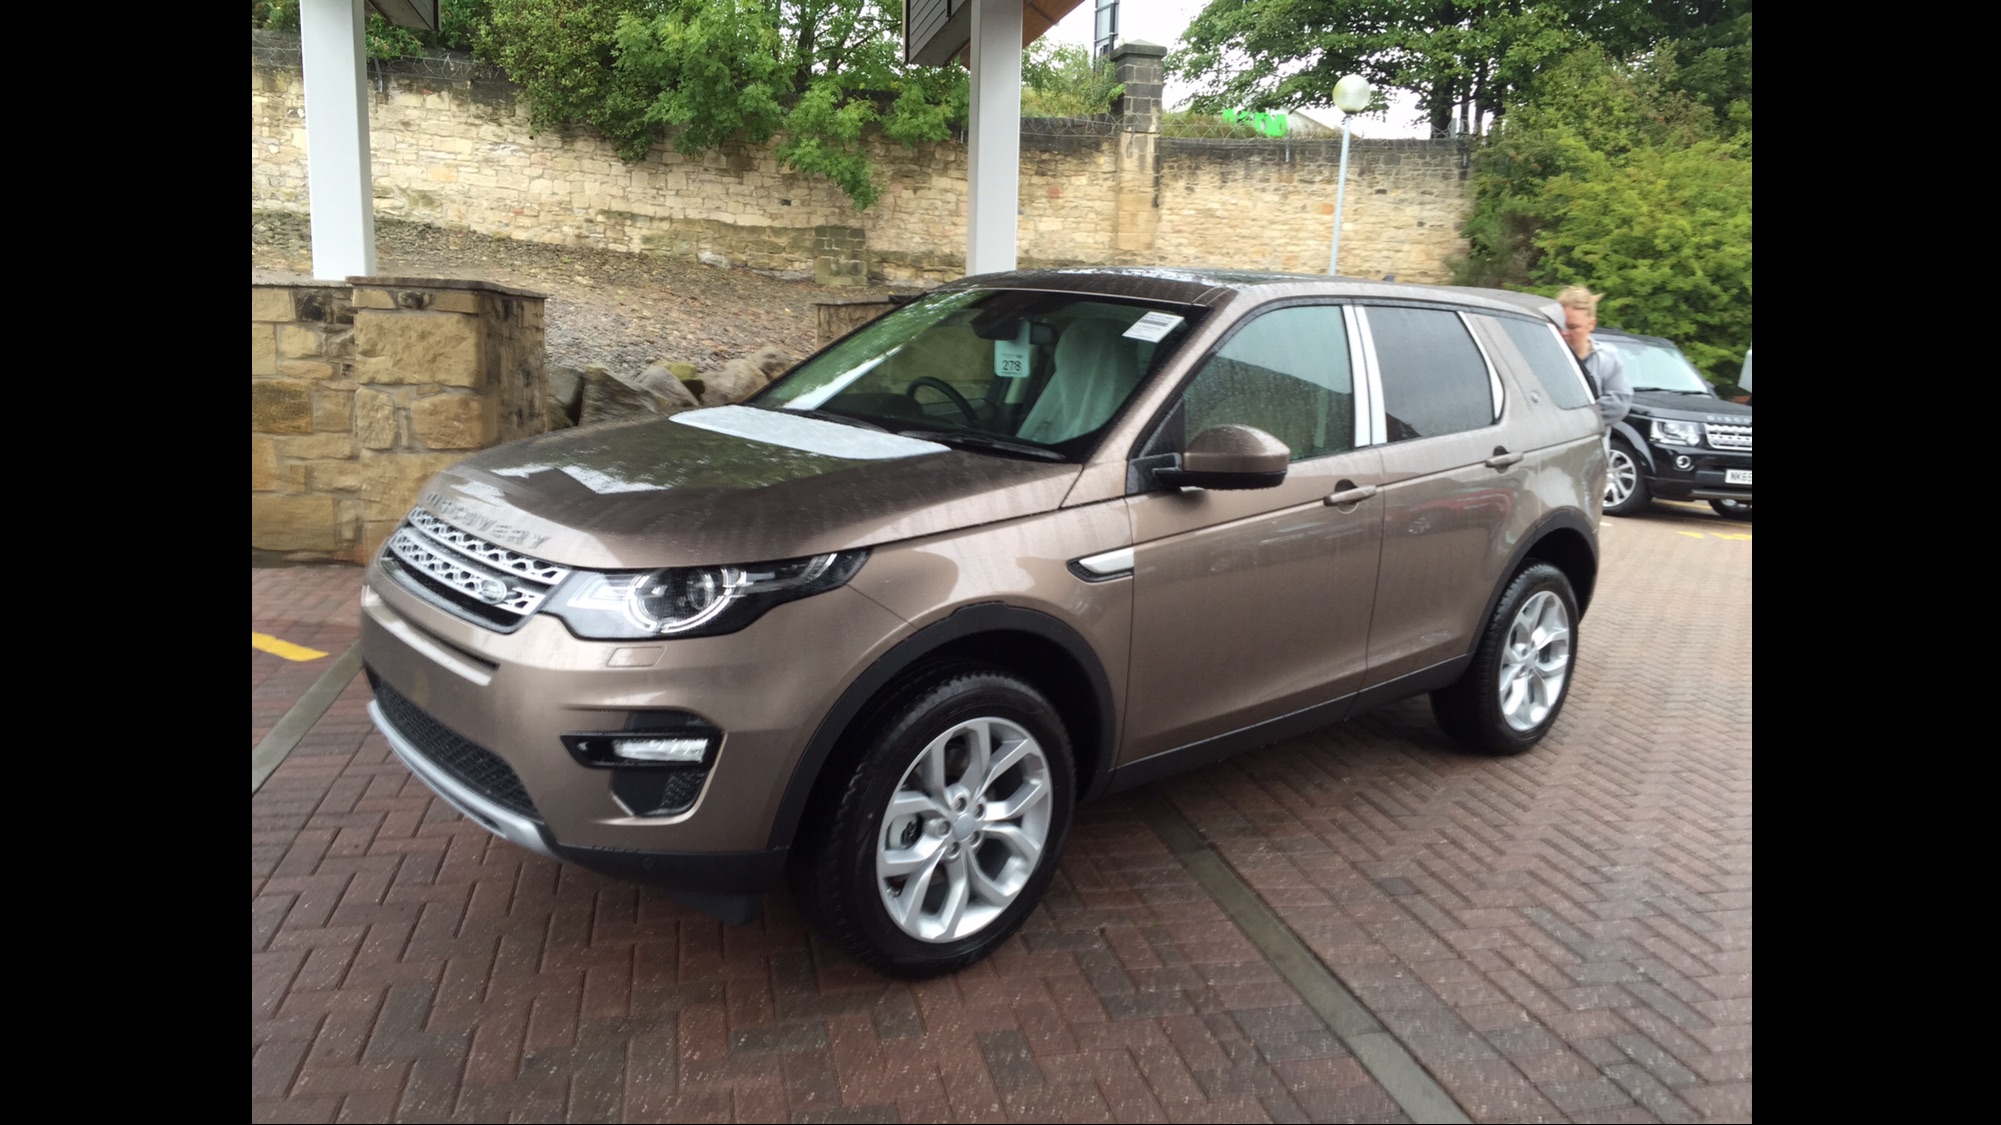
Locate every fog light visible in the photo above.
<box><xmin>612</xmin><ymin>737</ymin><xmax>709</xmax><ymax>763</ymax></box>
<box><xmin>563</xmin><ymin>716</ymin><xmax>720</xmax><ymax>770</ymax></box>
<box><xmin>1674</xmin><ymin>455</ymin><xmax>1693</xmax><ymax>470</ymax></box>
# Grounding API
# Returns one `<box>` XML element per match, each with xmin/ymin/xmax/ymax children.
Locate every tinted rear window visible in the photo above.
<box><xmin>1368</xmin><ymin>307</ymin><xmax>1495</xmax><ymax>441</ymax></box>
<box><xmin>1493</xmin><ymin>316</ymin><xmax>1593</xmax><ymax>410</ymax></box>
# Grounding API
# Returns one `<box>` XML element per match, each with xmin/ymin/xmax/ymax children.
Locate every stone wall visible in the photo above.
<box><xmin>1155</xmin><ymin>139</ymin><xmax>1473</xmax><ymax>279</ymax></box>
<box><xmin>250</xmin><ymin>32</ymin><xmax>1472</xmax><ymax>284</ymax></box>
<box><xmin>252</xmin><ymin>276</ymin><xmax>548</xmax><ymax>564</ymax></box>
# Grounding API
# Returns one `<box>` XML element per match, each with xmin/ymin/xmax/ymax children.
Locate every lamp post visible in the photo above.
<box><xmin>1327</xmin><ymin>73</ymin><xmax>1373</xmax><ymax>276</ymax></box>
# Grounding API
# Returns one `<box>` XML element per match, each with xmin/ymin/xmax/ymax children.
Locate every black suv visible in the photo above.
<box><xmin>1598</xmin><ymin>329</ymin><xmax>1752</xmax><ymax>520</ymax></box>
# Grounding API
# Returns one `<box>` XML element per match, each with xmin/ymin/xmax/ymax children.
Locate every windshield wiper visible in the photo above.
<box><xmin>898</xmin><ymin>429</ymin><xmax>1067</xmax><ymax>462</ymax></box>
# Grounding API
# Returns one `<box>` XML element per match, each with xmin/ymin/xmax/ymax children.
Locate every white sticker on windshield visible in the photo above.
<box><xmin>1123</xmin><ymin>310</ymin><xmax>1185</xmax><ymax>343</ymax></box>
<box><xmin>993</xmin><ymin>321</ymin><xmax>1032</xmax><ymax>378</ymax></box>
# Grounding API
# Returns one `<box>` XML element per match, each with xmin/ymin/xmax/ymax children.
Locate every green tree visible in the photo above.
<box><xmin>1454</xmin><ymin>40</ymin><xmax>1752</xmax><ymax>381</ymax></box>
<box><xmin>475</xmin><ymin>0</ymin><xmax>964</xmax><ymax>208</ymax></box>
<box><xmin>252</xmin><ymin>0</ymin><xmax>490</xmax><ymax>60</ymax></box>
<box><xmin>1170</xmin><ymin>1</ymin><xmax>1747</xmax><ymax>138</ymax></box>
<box><xmin>1172</xmin><ymin>2</ymin><xmax>1581</xmax><ymax>137</ymax></box>
<box><xmin>1020</xmin><ymin>41</ymin><xmax>1123</xmax><ymax>117</ymax></box>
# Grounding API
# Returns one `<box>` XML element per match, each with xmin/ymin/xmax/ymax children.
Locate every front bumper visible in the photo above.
<box><xmin>1641</xmin><ymin>442</ymin><xmax>1752</xmax><ymax>503</ymax></box>
<box><xmin>359</xmin><ymin>555</ymin><xmax>911</xmax><ymax>919</ymax></box>
<box><xmin>367</xmin><ymin>671</ymin><xmax>790</xmax><ymax>922</ymax></box>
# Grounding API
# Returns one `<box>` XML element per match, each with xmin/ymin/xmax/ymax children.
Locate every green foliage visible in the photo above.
<box><xmin>1534</xmin><ymin>138</ymin><xmax>1752</xmax><ymax>379</ymax></box>
<box><xmin>1159</xmin><ymin>111</ymin><xmax>1277</xmax><ymax>139</ymax></box>
<box><xmin>1020</xmin><ymin>42</ymin><xmax>1123</xmax><ymax>117</ymax></box>
<box><xmin>253</xmin><ymin>0</ymin><xmax>488</xmax><ymax>60</ymax></box>
<box><xmin>1454</xmin><ymin>38</ymin><xmax>1753</xmax><ymax>383</ymax></box>
<box><xmin>1173</xmin><ymin>1</ymin><xmax>1584</xmax><ymax>137</ymax></box>
<box><xmin>471</xmin><ymin>0</ymin><xmax>963</xmax><ymax>209</ymax></box>
<box><xmin>477</xmin><ymin>0</ymin><xmax>649</xmax><ymax>137</ymax></box>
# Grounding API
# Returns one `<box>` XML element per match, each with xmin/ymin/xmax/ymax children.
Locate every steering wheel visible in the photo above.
<box><xmin>905</xmin><ymin>376</ymin><xmax>981</xmax><ymax>427</ymax></box>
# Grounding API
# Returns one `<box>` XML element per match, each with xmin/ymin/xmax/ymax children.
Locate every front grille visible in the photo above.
<box><xmin>371</xmin><ymin>672</ymin><xmax>542</xmax><ymax>821</ymax></box>
<box><xmin>382</xmin><ymin>509</ymin><xmax>572</xmax><ymax>632</ymax></box>
<box><xmin>1707</xmin><ymin>423</ymin><xmax>1752</xmax><ymax>451</ymax></box>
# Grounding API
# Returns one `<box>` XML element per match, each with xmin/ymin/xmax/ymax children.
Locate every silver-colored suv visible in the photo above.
<box><xmin>361</xmin><ymin>269</ymin><xmax>1604</xmax><ymax>977</ymax></box>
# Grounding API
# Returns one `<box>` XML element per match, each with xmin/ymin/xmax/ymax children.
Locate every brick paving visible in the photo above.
<box><xmin>251</xmin><ymin>501</ymin><xmax>1749</xmax><ymax>1122</ymax></box>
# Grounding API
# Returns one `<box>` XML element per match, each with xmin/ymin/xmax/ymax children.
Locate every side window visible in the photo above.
<box><xmin>1492</xmin><ymin>315</ymin><xmax>1593</xmax><ymax>410</ymax></box>
<box><xmin>1179</xmin><ymin>305</ymin><xmax>1355</xmax><ymax>461</ymax></box>
<box><xmin>1367</xmin><ymin>307</ymin><xmax>1496</xmax><ymax>441</ymax></box>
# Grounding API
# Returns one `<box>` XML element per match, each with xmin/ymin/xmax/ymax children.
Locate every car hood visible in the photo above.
<box><xmin>413</xmin><ymin>406</ymin><xmax>1082</xmax><ymax>569</ymax></box>
<box><xmin>1626</xmin><ymin>390</ymin><xmax>1752</xmax><ymax>424</ymax></box>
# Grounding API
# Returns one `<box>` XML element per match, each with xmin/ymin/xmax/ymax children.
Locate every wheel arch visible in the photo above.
<box><xmin>1608</xmin><ymin>420</ymin><xmax>1655</xmax><ymax>473</ymax></box>
<box><xmin>767</xmin><ymin>603</ymin><xmax>1117</xmax><ymax>853</ymax></box>
<box><xmin>1476</xmin><ymin>511</ymin><xmax>1600</xmax><ymax>637</ymax></box>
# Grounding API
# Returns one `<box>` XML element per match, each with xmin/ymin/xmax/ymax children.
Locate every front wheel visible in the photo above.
<box><xmin>1432</xmin><ymin>563</ymin><xmax>1578</xmax><ymax>755</ymax></box>
<box><xmin>793</xmin><ymin>667</ymin><xmax>1074</xmax><ymax>978</ymax></box>
<box><xmin>1603</xmin><ymin>438</ymin><xmax>1650</xmax><ymax>516</ymax></box>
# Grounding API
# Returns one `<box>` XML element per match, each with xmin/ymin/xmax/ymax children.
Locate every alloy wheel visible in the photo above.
<box><xmin>875</xmin><ymin>717</ymin><xmax>1054</xmax><ymax>942</ymax></box>
<box><xmin>1497</xmin><ymin>590</ymin><xmax>1571</xmax><ymax>732</ymax></box>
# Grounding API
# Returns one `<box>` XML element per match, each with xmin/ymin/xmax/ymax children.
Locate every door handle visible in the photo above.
<box><xmin>1485</xmin><ymin>450</ymin><xmax>1524</xmax><ymax>469</ymax></box>
<box><xmin>1325</xmin><ymin>484</ymin><xmax>1379</xmax><ymax>506</ymax></box>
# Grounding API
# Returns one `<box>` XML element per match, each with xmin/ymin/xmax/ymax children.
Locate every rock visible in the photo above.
<box><xmin>578</xmin><ymin>365</ymin><xmax>660</xmax><ymax>425</ymax></box>
<box><xmin>547</xmin><ymin>365</ymin><xmax>586</xmax><ymax>421</ymax></box>
<box><xmin>637</xmin><ymin>364</ymin><xmax>701</xmax><ymax>411</ymax></box>
<box><xmin>750</xmin><ymin>346</ymin><xmax>792</xmax><ymax>378</ymax></box>
<box><xmin>699</xmin><ymin>357</ymin><xmax>771</xmax><ymax>407</ymax></box>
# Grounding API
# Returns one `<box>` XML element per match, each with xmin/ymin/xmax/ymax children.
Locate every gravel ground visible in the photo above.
<box><xmin>251</xmin><ymin>211</ymin><xmax>898</xmax><ymax>377</ymax></box>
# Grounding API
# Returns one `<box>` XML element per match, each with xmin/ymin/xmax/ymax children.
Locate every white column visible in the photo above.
<box><xmin>965</xmin><ymin>0</ymin><xmax>1021</xmax><ymax>276</ymax></box>
<box><xmin>299</xmin><ymin>0</ymin><xmax>378</xmax><ymax>280</ymax></box>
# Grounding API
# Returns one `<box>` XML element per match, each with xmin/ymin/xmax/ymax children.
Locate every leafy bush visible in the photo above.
<box><xmin>1453</xmin><ymin>37</ymin><xmax>1751</xmax><ymax>383</ymax></box>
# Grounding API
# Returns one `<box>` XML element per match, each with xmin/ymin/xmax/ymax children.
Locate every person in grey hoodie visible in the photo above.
<box><xmin>1556</xmin><ymin>285</ymin><xmax>1632</xmax><ymax>439</ymax></box>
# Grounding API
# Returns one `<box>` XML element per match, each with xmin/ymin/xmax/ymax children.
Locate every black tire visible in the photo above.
<box><xmin>791</xmin><ymin>666</ymin><xmax>1074</xmax><ymax>978</ymax></box>
<box><xmin>1432</xmin><ymin>563</ymin><xmax>1579</xmax><ymax>755</ymax></box>
<box><xmin>1709</xmin><ymin>498</ymin><xmax>1752</xmax><ymax>521</ymax></box>
<box><xmin>1603</xmin><ymin>438</ymin><xmax>1651</xmax><ymax>517</ymax></box>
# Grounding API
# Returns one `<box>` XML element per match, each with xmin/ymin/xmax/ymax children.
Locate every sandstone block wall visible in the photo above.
<box><xmin>252</xmin><ymin>276</ymin><xmax>548</xmax><ymax>563</ymax></box>
<box><xmin>250</xmin><ymin>32</ymin><xmax>1472</xmax><ymax>285</ymax></box>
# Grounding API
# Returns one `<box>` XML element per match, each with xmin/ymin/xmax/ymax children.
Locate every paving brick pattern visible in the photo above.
<box><xmin>251</xmin><ymin>503</ymin><xmax>1749</xmax><ymax>1122</ymax></box>
<box><xmin>253</xmin><ymin>566</ymin><xmax>362</xmax><ymax>749</ymax></box>
<box><xmin>1150</xmin><ymin>506</ymin><xmax>1752</xmax><ymax>1123</ymax></box>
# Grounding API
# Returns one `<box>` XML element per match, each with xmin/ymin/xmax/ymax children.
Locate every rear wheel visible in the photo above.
<box><xmin>1710</xmin><ymin>498</ymin><xmax>1752</xmax><ymax>521</ymax></box>
<box><xmin>1433</xmin><ymin>563</ymin><xmax>1578</xmax><ymax>755</ymax></box>
<box><xmin>1603</xmin><ymin>439</ymin><xmax>1650</xmax><ymax>516</ymax></box>
<box><xmin>792</xmin><ymin>667</ymin><xmax>1074</xmax><ymax>978</ymax></box>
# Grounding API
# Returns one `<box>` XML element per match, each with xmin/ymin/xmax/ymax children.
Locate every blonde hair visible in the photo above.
<box><xmin>1555</xmin><ymin>286</ymin><xmax>1601</xmax><ymax>312</ymax></box>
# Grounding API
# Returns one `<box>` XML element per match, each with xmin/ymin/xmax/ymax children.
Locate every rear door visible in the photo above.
<box><xmin>1356</xmin><ymin>304</ymin><xmax>1527</xmax><ymax>686</ymax></box>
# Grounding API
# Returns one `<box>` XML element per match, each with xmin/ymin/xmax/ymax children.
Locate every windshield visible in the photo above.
<box><xmin>1609</xmin><ymin>337</ymin><xmax>1714</xmax><ymax>394</ymax></box>
<box><xmin>756</xmin><ymin>289</ymin><xmax>1201</xmax><ymax>455</ymax></box>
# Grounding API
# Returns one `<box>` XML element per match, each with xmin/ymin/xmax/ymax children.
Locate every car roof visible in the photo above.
<box><xmin>942</xmin><ymin>267</ymin><xmax>1563</xmax><ymax>321</ymax></box>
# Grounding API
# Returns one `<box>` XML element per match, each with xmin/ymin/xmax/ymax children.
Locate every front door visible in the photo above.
<box><xmin>1120</xmin><ymin>304</ymin><xmax>1386</xmax><ymax>763</ymax></box>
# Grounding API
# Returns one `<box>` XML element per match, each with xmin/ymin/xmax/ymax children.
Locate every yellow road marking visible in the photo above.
<box><xmin>1678</xmin><ymin>531</ymin><xmax>1707</xmax><ymax>538</ymax></box>
<box><xmin>1712</xmin><ymin>533</ymin><xmax>1753</xmax><ymax>540</ymax></box>
<box><xmin>253</xmin><ymin>633</ymin><xmax>328</xmax><ymax>661</ymax></box>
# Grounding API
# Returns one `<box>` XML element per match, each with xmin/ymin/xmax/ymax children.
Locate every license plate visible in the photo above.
<box><xmin>1725</xmin><ymin>469</ymin><xmax>1752</xmax><ymax>485</ymax></box>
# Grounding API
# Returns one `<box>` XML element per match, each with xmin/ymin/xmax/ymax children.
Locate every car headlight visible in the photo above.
<box><xmin>550</xmin><ymin>550</ymin><xmax>868</xmax><ymax>639</ymax></box>
<box><xmin>1650</xmin><ymin>419</ymin><xmax>1703</xmax><ymax>447</ymax></box>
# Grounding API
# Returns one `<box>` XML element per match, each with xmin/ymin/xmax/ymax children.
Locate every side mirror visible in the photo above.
<box><xmin>1153</xmin><ymin>424</ymin><xmax>1290</xmax><ymax>490</ymax></box>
